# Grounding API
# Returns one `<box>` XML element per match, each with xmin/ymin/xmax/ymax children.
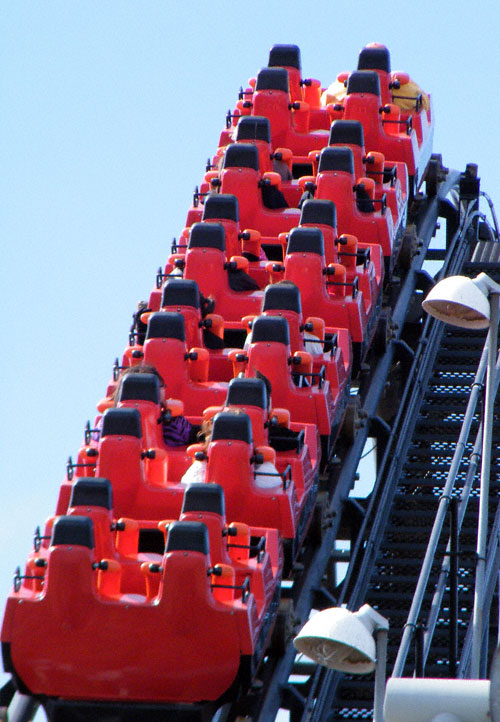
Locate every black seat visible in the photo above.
<box><xmin>268</xmin><ymin>44</ymin><xmax>301</xmax><ymax>70</ymax></box>
<box><xmin>182</xmin><ymin>483</ymin><xmax>225</xmax><ymax>517</ymax></box>
<box><xmin>118</xmin><ymin>373</ymin><xmax>160</xmax><ymax>404</ymax></box>
<box><xmin>146</xmin><ymin>312</ymin><xmax>186</xmax><ymax>342</ymax></box>
<box><xmin>255</xmin><ymin>67</ymin><xmax>289</xmax><ymax>94</ymax></box>
<box><xmin>318</xmin><ymin>147</ymin><xmax>355</xmax><ymax>174</ymax></box>
<box><xmin>263</xmin><ymin>282</ymin><xmax>302</xmax><ymax>314</ymax></box>
<box><xmin>226</xmin><ymin>377</ymin><xmax>268</xmax><ymax>410</ymax></box>
<box><xmin>51</xmin><ymin>516</ymin><xmax>95</xmax><ymax>549</ymax></box>
<box><xmin>162</xmin><ymin>279</ymin><xmax>200</xmax><ymax>309</ymax></box>
<box><xmin>300</xmin><ymin>199</ymin><xmax>337</xmax><ymax>228</ymax></box>
<box><xmin>202</xmin><ymin>194</ymin><xmax>239</xmax><ymax>223</ymax></box>
<box><xmin>188</xmin><ymin>222</ymin><xmax>226</xmax><ymax>251</ymax></box>
<box><xmin>329</xmin><ymin>120</ymin><xmax>365</xmax><ymax>147</ymax></box>
<box><xmin>223</xmin><ymin>143</ymin><xmax>260</xmax><ymax>171</ymax></box>
<box><xmin>346</xmin><ymin>70</ymin><xmax>381</xmax><ymax>97</ymax></box>
<box><xmin>250</xmin><ymin>315</ymin><xmax>290</xmax><ymax>346</ymax></box>
<box><xmin>70</xmin><ymin>478</ymin><xmax>113</xmax><ymax>510</ymax></box>
<box><xmin>211</xmin><ymin>411</ymin><xmax>253</xmax><ymax>444</ymax></box>
<box><xmin>165</xmin><ymin>521</ymin><xmax>209</xmax><ymax>555</ymax></box>
<box><xmin>101</xmin><ymin>408</ymin><xmax>142</xmax><ymax>439</ymax></box>
<box><xmin>236</xmin><ymin>116</ymin><xmax>271</xmax><ymax>144</ymax></box>
<box><xmin>287</xmin><ymin>227</ymin><xmax>324</xmax><ymax>256</ymax></box>
<box><xmin>358</xmin><ymin>45</ymin><xmax>391</xmax><ymax>73</ymax></box>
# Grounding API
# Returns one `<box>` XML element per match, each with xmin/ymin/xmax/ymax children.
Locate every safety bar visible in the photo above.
<box><xmin>210</xmin><ymin>574</ymin><xmax>251</xmax><ymax>603</ymax></box>
<box><xmin>227</xmin><ymin>534</ymin><xmax>267</xmax><ymax>563</ymax></box>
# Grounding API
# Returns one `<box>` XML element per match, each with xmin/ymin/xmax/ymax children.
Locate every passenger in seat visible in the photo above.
<box><xmin>112</xmin><ymin>365</ymin><xmax>201</xmax><ymax>446</ymax></box>
<box><xmin>180</xmin><ymin>410</ymin><xmax>281</xmax><ymax>489</ymax></box>
<box><xmin>130</xmin><ymin>300</ymin><xmax>150</xmax><ymax>346</ymax></box>
<box><xmin>320</xmin><ymin>43</ymin><xmax>429</xmax><ymax>112</ymax></box>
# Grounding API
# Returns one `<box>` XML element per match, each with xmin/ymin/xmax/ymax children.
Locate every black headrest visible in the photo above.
<box><xmin>358</xmin><ymin>45</ymin><xmax>391</xmax><ymax>74</ymax></box>
<box><xmin>166</xmin><ymin>521</ymin><xmax>209</xmax><ymax>555</ymax></box>
<box><xmin>51</xmin><ymin>516</ymin><xmax>95</xmax><ymax>549</ymax></box>
<box><xmin>300</xmin><ymin>199</ymin><xmax>337</xmax><ymax>228</ymax></box>
<box><xmin>268</xmin><ymin>44</ymin><xmax>301</xmax><ymax>70</ymax></box>
<box><xmin>329</xmin><ymin>120</ymin><xmax>365</xmax><ymax>148</ymax></box>
<box><xmin>202</xmin><ymin>194</ymin><xmax>239</xmax><ymax>223</ymax></box>
<box><xmin>255</xmin><ymin>67</ymin><xmax>289</xmax><ymax>94</ymax></box>
<box><xmin>250</xmin><ymin>315</ymin><xmax>290</xmax><ymax>346</ymax></box>
<box><xmin>263</xmin><ymin>282</ymin><xmax>302</xmax><ymax>314</ymax></box>
<box><xmin>146</xmin><ymin>312</ymin><xmax>186</xmax><ymax>342</ymax></box>
<box><xmin>188</xmin><ymin>222</ymin><xmax>226</xmax><ymax>251</ymax></box>
<box><xmin>223</xmin><ymin>143</ymin><xmax>259</xmax><ymax>171</ymax></box>
<box><xmin>162</xmin><ymin>279</ymin><xmax>200</xmax><ymax>309</ymax></box>
<box><xmin>236</xmin><ymin>116</ymin><xmax>271</xmax><ymax>144</ymax></box>
<box><xmin>211</xmin><ymin>411</ymin><xmax>253</xmax><ymax>444</ymax></box>
<box><xmin>101</xmin><ymin>407</ymin><xmax>142</xmax><ymax>439</ymax></box>
<box><xmin>287</xmin><ymin>227</ymin><xmax>324</xmax><ymax>256</ymax></box>
<box><xmin>119</xmin><ymin>373</ymin><xmax>160</xmax><ymax>404</ymax></box>
<box><xmin>346</xmin><ymin>70</ymin><xmax>381</xmax><ymax>97</ymax></box>
<box><xmin>227</xmin><ymin>377</ymin><xmax>268</xmax><ymax>410</ymax></box>
<box><xmin>70</xmin><ymin>478</ymin><xmax>113</xmax><ymax>510</ymax></box>
<box><xmin>318</xmin><ymin>147</ymin><xmax>355</xmax><ymax>175</ymax></box>
<box><xmin>182</xmin><ymin>483</ymin><xmax>225</xmax><ymax>517</ymax></box>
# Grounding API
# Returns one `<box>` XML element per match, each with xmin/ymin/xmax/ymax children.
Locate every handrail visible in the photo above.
<box><xmin>458</xmin><ymin>464</ymin><xmax>500</xmax><ymax>678</ymax></box>
<box><xmin>423</xmin><ymin>430</ymin><xmax>482</xmax><ymax>666</ymax></box>
<box><xmin>296</xmin><ymin>177</ymin><xmax>472</xmax><ymax>722</ymax></box>
<box><xmin>392</xmin><ymin>342</ymin><xmax>490</xmax><ymax>676</ymax></box>
<box><xmin>392</xmin><ymin>202</ymin><xmax>495</xmax><ymax>677</ymax></box>
<box><xmin>341</xmin><ymin>192</ymin><xmax>477</xmax><ymax>620</ymax></box>
<box><xmin>423</xmin><ymin>342</ymin><xmax>500</xmax><ymax>672</ymax></box>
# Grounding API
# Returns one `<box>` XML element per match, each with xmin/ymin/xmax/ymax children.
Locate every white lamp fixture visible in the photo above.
<box><xmin>422</xmin><ymin>272</ymin><xmax>500</xmax><ymax>329</ymax></box>
<box><xmin>293</xmin><ymin>604</ymin><xmax>387</xmax><ymax>673</ymax></box>
<box><xmin>294</xmin><ymin>604</ymin><xmax>389</xmax><ymax>722</ymax></box>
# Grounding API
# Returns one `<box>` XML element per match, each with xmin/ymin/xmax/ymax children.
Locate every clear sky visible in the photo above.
<box><xmin>2</xmin><ymin>1</ymin><xmax>500</xmax><ymax>712</ymax></box>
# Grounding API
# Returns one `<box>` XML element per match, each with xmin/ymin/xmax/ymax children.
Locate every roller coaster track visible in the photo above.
<box><xmin>262</xmin><ymin>168</ymin><xmax>500</xmax><ymax>722</ymax></box>
<box><xmin>213</xmin><ymin>164</ymin><xmax>484</xmax><ymax>722</ymax></box>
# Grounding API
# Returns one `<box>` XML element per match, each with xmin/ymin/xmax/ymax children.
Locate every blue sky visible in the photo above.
<box><xmin>2</xmin><ymin>1</ymin><xmax>500</xmax><ymax>707</ymax></box>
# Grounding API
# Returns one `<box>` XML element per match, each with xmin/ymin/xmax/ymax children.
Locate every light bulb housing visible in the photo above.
<box><xmin>293</xmin><ymin>604</ymin><xmax>388</xmax><ymax>674</ymax></box>
<box><xmin>422</xmin><ymin>273</ymin><xmax>500</xmax><ymax>329</ymax></box>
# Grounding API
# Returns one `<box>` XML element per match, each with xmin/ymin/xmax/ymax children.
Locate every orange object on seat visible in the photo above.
<box><xmin>211</xmin><ymin>563</ymin><xmax>236</xmax><ymax>603</ymax></box>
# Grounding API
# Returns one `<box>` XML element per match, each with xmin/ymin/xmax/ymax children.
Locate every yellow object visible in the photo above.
<box><xmin>320</xmin><ymin>77</ymin><xmax>429</xmax><ymax>112</ymax></box>
<box><xmin>392</xmin><ymin>78</ymin><xmax>430</xmax><ymax>111</ymax></box>
<box><xmin>320</xmin><ymin>80</ymin><xmax>346</xmax><ymax>106</ymax></box>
